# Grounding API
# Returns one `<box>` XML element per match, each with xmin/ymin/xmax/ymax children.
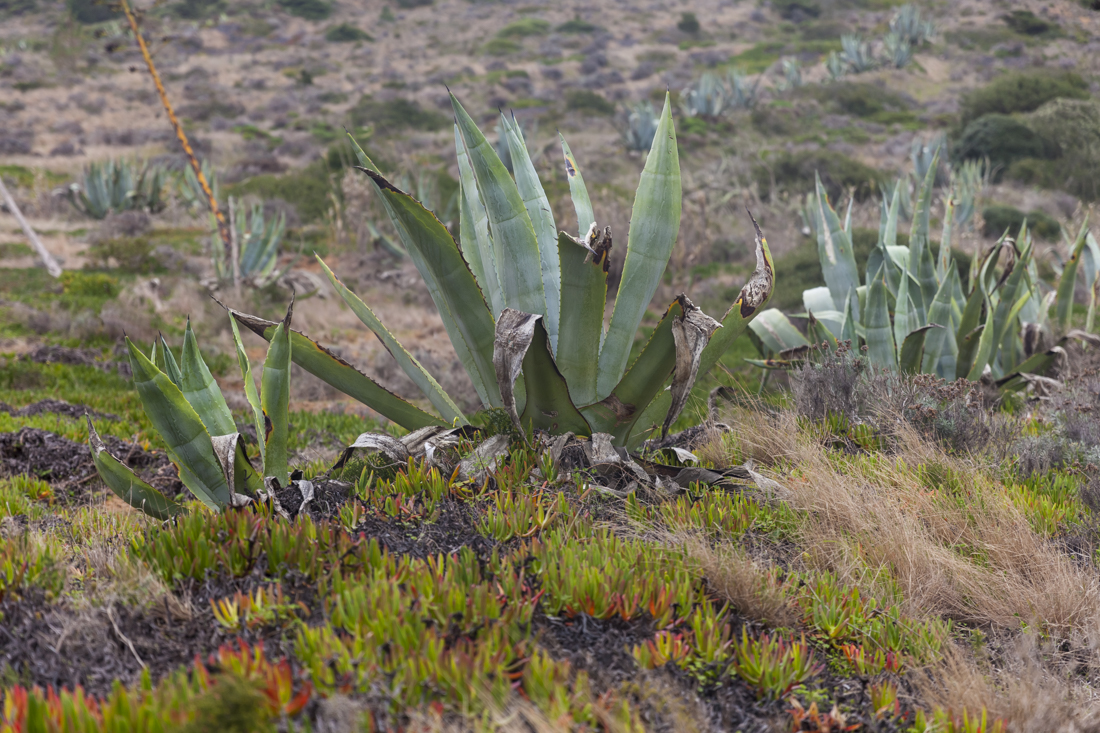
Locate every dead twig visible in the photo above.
<box><xmin>107</xmin><ymin>605</ymin><xmax>147</xmax><ymax>670</ymax></box>
<box><xmin>0</xmin><ymin>177</ymin><xmax>62</xmax><ymax>278</ymax></box>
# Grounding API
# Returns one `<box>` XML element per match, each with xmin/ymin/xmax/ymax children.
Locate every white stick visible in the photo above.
<box><xmin>0</xmin><ymin>176</ymin><xmax>62</xmax><ymax>278</ymax></box>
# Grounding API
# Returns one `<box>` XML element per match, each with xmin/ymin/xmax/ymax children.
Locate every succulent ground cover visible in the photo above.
<box><xmin>4</xmin><ymin>340</ymin><xmax>1100</xmax><ymax>730</ymax></box>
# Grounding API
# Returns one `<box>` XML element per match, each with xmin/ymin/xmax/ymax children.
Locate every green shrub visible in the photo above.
<box><xmin>677</xmin><ymin>11</ymin><xmax>700</xmax><ymax>34</ymax></box>
<box><xmin>173</xmin><ymin>0</ymin><xmax>223</xmax><ymax>19</ymax></box>
<box><xmin>955</xmin><ymin>114</ymin><xmax>1057</xmax><ymax>177</ymax></box>
<box><xmin>809</xmin><ymin>82</ymin><xmax>912</xmax><ymax>121</ymax></box>
<box><xmin>228</xmin><ymin>162</ymin><xmax>333</xmax><ymax>223</ymax></box>
<box><xmin>498</xmin><ymin>18</ymin><xmax>550</xmax><ymax>37</ymax></box>
<box><xmin>1083</xmin><ymin>0</ymin><xmax>1100</xmax><ymax>10</ymax></box>
<box><xmin>1005</xmin><ymin>157</ymin><xmax>1061</xmax><ymax>189</ymax></box>
<box><xmin>754</xmin><ymin>149</ymin><xmax>886</xmax><ymax>202</ymax></box>
<box><xmin>394</xmin><ymin>0</ymin><xmax>432</xmax><ymax>6</ymax></box>
<box><xmin>325</xmin><ymin>22</ymin><xmax>372</xmax><ymax>42</ymax></box>
<box><xmin>0</xmin><ymin>0</ymin><xmax>36</xmax><ymax>15</ymax></box>
<box><xmin>774</xmin><ymin>0</ymin><xmax>821</xmax><ymax>20</ymax></box>
<box><xmin>557</xmin><ymin>18</ymin><xmax>598</xmax><ymax>33</ymax></box>
<box><xmin>1025</xmin><ymin>98</ymin><xmax>1100</xmax><ymax>200</ymax></box>
<box><xmin>959</xmin><ymin>69</ymin><xmax>1089</xmax><ymax>128</ymax></box>
<box><xmin>750</xmin><ymin>103</ymin><xmax>805</xmax><ymax>137</ymax></box>
<box><xmin>982</xmin><ymin>205</ymin><xmax>1061</xmax><ymax>240</ymax></box>
<box><xmin>67</xmin><ymin>0</ymin><xmax>119</xmax><ymax>23</ymax></box>
<box><xmin>276</xmin><ymin>0</ymin><xmax>331</xmax><ymax>20</ymax></box>
<box><xmin>484</xmin><ymin>37</ymin><xmax>521</xmax><ymax>55</ymax></box>
<box><xmin>86</xmin><ymin>237</ymin><xmax>163</xmax><ymax>274</ymax></box>
<box><xmin>1002</xmin><ymin>9</ymin><xmax>1057</xmax><ymax>35</ymax></box>
<box><xmin>348</xmin><ymin>95</ymin><xmax>449</xmax><ymax>135</ymax></box>
<box><xmin>565</xmin><ymin>89</ymin><xmax>615</xmax><ymax>115</ymax></box>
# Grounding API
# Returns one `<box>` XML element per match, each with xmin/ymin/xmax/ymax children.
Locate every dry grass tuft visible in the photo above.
<box><xmin>673</xmin><ymin>533</ymin><xmax>797</xmax><ymax>628</ymax></box>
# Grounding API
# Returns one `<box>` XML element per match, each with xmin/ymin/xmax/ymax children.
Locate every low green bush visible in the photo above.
<box><xmin>228</xmin><ymin>162</ymin><xmax>333</xmax><ymax>224</ymax></box>
<box><xmin>173</xmin><ymin>0</ymin><xmax>223</xmax><ymax>19</ymax></box>
<box><xmin>0</xmin><ymin>0</ymin><xmax>36</xmax><ymax>15</ymax></box>
<box><xmin>67</xmin><ymin>0</ymin><xmax>119</xmax><ymax>23</ymax></box>
<box><xmin>565</xmin><ymin>89</ymin><xmax>615</xmax><ymax>115</ymax></box>
<box><xmin>677</xmin><ymin>11</ymin><xmax>700</xmax><ymax>34</ymax></box>
<box><xmin>805</xmin><ymin>82</ymin><xmax>914</xmax><ymax>125</ymax></box>
<box><xmin>955</xmin><ymin>114</ymin><xmax>1057</xmax><ymax>177</ymax></box>
<box><xmin>959</xmin><ymin>69</ymin><xmax>1089</xmax><ymax>128</ymax></box>
<box><xmin>1002</xmin><ymin>9</ymin><xmax>1057</xmax><ymax>36</ymax></box>
<box><xmin>276</xmin><ymin>0</ymin><xmax>331</xmax><ymax>20</ymax></box>
<box><xmin>348</xmin><ymin>95</ymin><xmax>449</xmax><ymax>135</ymax></box>
<box><xmin>1005</xmin><ymin>157</ymin><xmax>1061</xmax><ymax>189</ymax></box>
<box><xmin>86</xmin><ymin>237</ymin><xmax>163</xmax><ymax>274</ymax></box>
<box><xmin>754</xmin><ymin>149</ymin><xmax>887</xmax><ymax>202</ymax></box>
<box><xmin>774</xmin><ymin>0</ymin><xmax>821</xmax><ymax>20</ymax></box>
<box><xmin>325</xmin><ymin>22</ymin><xmax>372</xmax><ymax>42</ymax></box>
<box><xmin>557</xmin><ymin>18</ymin><xmax>598</xmax><ymax>33</ymax></box>
<box><xmin>484</xmin><ymin>37</ymin><xmax>521</xmax><ymax>56</ymax></box>
<box><xmin>1025</xmin><ymin>99</ymin><xmax>1100</xmax><ymax>200</ymax></box>
<box><xmin>750</xmin><ymin>102</ymin><xmax>805</xmax><ymax>137</ymax></box>
<box><xmin>982</xmin><ymin>205</ymin><xmax>1061</xmax><ymax>240</ymax></box>
<box><xmin>394</xmin><ymin>0</ymin><xmax>432</xmax><ymax>6</ymax></box>
<box><xmin>497</xmin><ymin>18</ymin><xmax>550</xmax><ymax>37</ymax></box>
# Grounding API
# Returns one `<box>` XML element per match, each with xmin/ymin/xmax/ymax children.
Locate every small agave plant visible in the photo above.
<box><xmin>89</xmin><ymin>92</ymin><xmax>775</xmax><ymax>517</ymax></box>
<box><xmin>750</xmin><ymin>151</ymin><xmax>1099</xmax><ymax>391</ymax></box>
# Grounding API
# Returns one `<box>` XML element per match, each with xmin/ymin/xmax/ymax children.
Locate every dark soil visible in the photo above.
<box><xmin>0</xmin><ymin>427</ymin><xmax>180</xmax><ymax>503</ymax></box>
<box><xmin>0</xmin><ymin>399</ymin><xmax>119</xmax><ymax>422</ymax></box>
<box><xmin>352</xmin><ymin>498</ymin><xmax>496</xmax><ymax>560</ymax></box>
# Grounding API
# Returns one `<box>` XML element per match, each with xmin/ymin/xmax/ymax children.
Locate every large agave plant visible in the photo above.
<box><xmin>88</xmin><ymin>93</ymin><xmax>774</xmax><ymax>518</ymax></box>
<box><xmin>233</xmin><ymin>93</ymin><xmax>774</xmax><ymax>448</ymax></box>
<box><xmin>752</xmin><ymin>153</ymin><xmax>1096</xmax><ymax>391</ymax></box>
<box><xmin>213</xmin><ymin>198</ymin><xmax>289</xmax><ymax>287</ymax></box>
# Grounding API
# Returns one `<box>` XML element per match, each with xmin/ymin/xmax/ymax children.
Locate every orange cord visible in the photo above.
<box><xmin>119</xmin><ymin>0</ymin><xmax>232</xmax><ymax>252</ymax></box>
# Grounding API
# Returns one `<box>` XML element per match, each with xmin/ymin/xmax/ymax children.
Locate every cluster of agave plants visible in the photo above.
<box><xmin>89</xmin><ymin>92</ymin><xmax>777</xmax><ymax>517</ymax></box>
<box><xmin>752</xmin><ymin>151</ymin><xmax>1099</xmax><ymax>392</ymax></box>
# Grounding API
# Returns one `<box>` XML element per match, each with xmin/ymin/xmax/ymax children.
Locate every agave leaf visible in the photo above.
<box><xmin>584</xmin><ymin>298</ymin><xmax>683</xmax><ymax>438</ymax></box>
<box><xmin>938</xmin><ymin>194</ymin><xmax>954</xmax><ymax>282</ymax></box>
<box><xmin>451</xmin><ymin>94</ymin><xmax>545</xmax><ymax>317</ymax></box>
<box><xmin>557</xmin><ymin>228</ymin><xmax>612</xmax><ymax>407</ymax></box>
<box><xmin>455</xmin><ymin>125</ymin><xmax>503</xmax><ymax>316</ymax></box>
<box><xmin>356</xmin><ymin>166</ymin><xmax>501</xmax><ymax>408</ymax></box>
<box><xmin>966</xmin><ymin>295</ymin><xmax>997</xmax><ymax>381</ymax></box>
<box><xmin>229</xmin><ymin>308</ymin><xmax>445</xmax><ymax>431</ymax></box>
<box><xmin>503</xmin><ymin>112</ymin><xmax>561</xmax><ymax>350</ymax></box>
<box><xmin>597</xmin><ymin>92</ymin><xmax>681</xmax><ymax>399</ymax></box>
<box><xmin>815</xmin><ymin>174</ymin><xmax>861</xmax><ymax>322</ymax></box>
<box><xmin>229</xmin><ymin>315</ymin><xmax>265</xmax><ymax>463</ymax></box>
<box><xmin>157</xmin><ymin>335</ymin><xmax>182</xmax><ymax>387</ymax></box>
<box><xmin>749</xmin><ymin>309</ymin><xmax>808</xmax><ymax>354</ymax></box>
<box><xmin>516</xmin><ymin>315</ymin><xmax>591</xmax><ymax>435</ymax></box>
<box><xmin>1057</xmin><ymin>219</ymin><xmax>1090</xmax><ymax>332</ymax></box>
<box><xmin>1085</xmin><ymin>232</ymin><xmax>1100</xmax><ymax>333</ymax></box>
<box><xmin>995</xmin><ymin>347</ymin><xmax>1062</xmax><ymax>392</ymax></box>
<box><xmin>909</xmin><ymin>149</ymin><xmax>940</xmax><ymax>307</ymax></box>
<box><xmin>990</xmin><ymin>241</ymin><xmax>1033</xmax><ymax>358</ymax></box>
<box><xmin>698</xmin><ymin>213</ymin><xmax>775</xmax><ymax>377</ymax></box>
<box><xmin>806</xmin><ymin>311</ymin><xmax>839</xmax><ymax>350</ymax></box>
<box><xmin>803</xmin><ymin>286</ymin><xmax>842</xmax><ymax>336</ymax></box>
<box><xmin>840</xmin><ymin>289</ymin><xmax>857</xmax><ymax>344</ymax></box>
<box><xmin>893</xmin><ymin>268</ymin><xmax>911</xmax><ymax>362</ymax></box>
<box><xmin>899</xmin><ymin>324</ymin><xmax>939</xmax><ymax>375</ymax></box>
<box><xmin>126</xmin><ymin>338</ymin><xmax>231</xmax><ymax>510</ymax></box>
<box><xmin>87</xmin><ymin>417</ymin><xmax>184</xmax><ymax>520</ymax></box>
<box><xmin>922</xmin><ymin>263</ymin><xmax>957</xmax><ymax>375</ymax></box>
<box><xmin>956</xmin><ymin>323</ymin><xmax>984</xmax><ymax>381</ymax></box>
<box><xmin>883</xmin><ymin>185</ymin><xmax>901</xmax><ymax>249</ymax></box>
<box><xmin>317</xmin><ymin>256</ymin><xmax>467</xmax><ymax>426</ymax></box>
<box><xmin>179</xmin><ymin>319</ymin><xmax>236</xmax><ymax>437</ymax></box>
<box><xmin>261</xmin><ymin>304</ymin><xmax>292</xmax><ymax>487</ymax></box>
<box><xmin>865</xmin><ymin>265</ymin><xmax>896</xmax><ymax>369</ymax></box>
<box><xmin>560</xmin><ymin>134</ymin><xmax>595</xmax><ymax>239</ymax></box>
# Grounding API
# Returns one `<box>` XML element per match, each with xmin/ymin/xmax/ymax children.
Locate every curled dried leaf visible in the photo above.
<box><xmin>493</xmin><ymin>308</ymin><xmax>541</xmax><ymax>432</ymax></box>
<box><xmin>664</xmin><ymin>295</ymin><xmax>721</xmax><ymax>437</ymax></box>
